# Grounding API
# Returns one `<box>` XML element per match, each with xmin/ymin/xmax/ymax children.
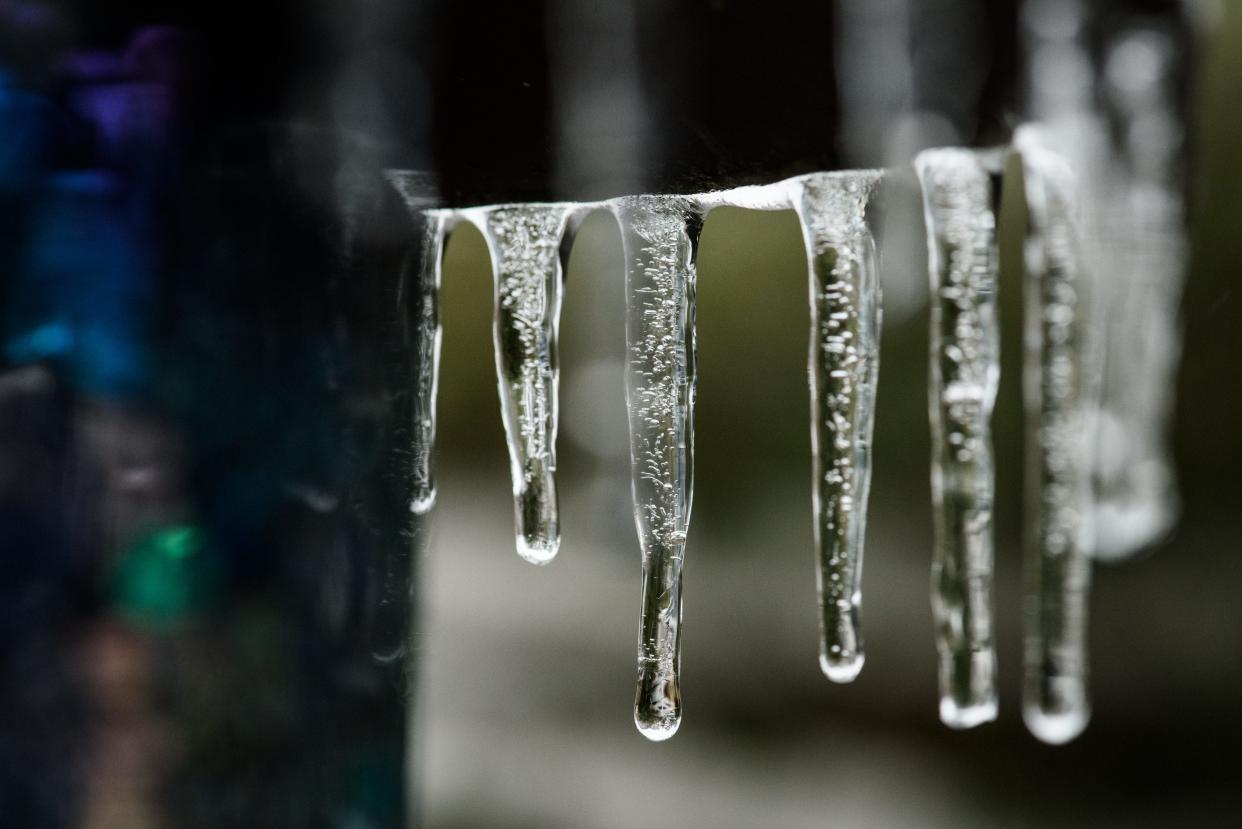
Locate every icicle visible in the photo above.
<box><xmin>792</xmin><ymin>172</ymin><xmax>883</xmax><ymax>684</ymax></box>
<box><xmin>614</xmin><ymin>195</ymin><xmax>703</xmax><ymax>741</ymax></box>
<box><xmin>386</xmin><ymin>172</ymin><xmax>447</xmax><ymax>516</ymax></box>
<box><xmin>1015</xmin><ymin>126</ymin><xmax>1093</xmax><ymax>745</ymax></box>
<box><xmin>408</xmin><ymin>213</ymin><xmax>449</xmax><ymax>515</ymax></box>
<box><xmin>1090</xmin><ymin>22</ymin><xmax>1187</xmax><ymax>560</ymax></box>
<box><xmin>475</xmin><ymin>205</ymin><xmax>579</xmax><ymax>565</ymax></box>
<box><xmin>914</xmin><ymin>148</ymin><xmax>1003</xmax><ymax>728</ymax></box>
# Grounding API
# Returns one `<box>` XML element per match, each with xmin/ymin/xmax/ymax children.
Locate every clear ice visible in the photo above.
<box><xmin>614</xmin><ymin>195</ymin><xmax>703</xmax><ymax>741</ymax></box>
<box><xmin>387</xmin><ymin>172</ymin><xmax>447</xmax><ymax>516</ymax></box>
<box><xmin>914</xmin><ymin>148</ymin><xmax>1003</xmax><ymax>728</ymax></box>
<box><xmin>475</xmin><ymin>204</ymin><xmax>579</xmax><ymax>565</ymax></box>
<box><xmin>1016</xmin><ymin>126</ymin><xmax>1093</xmax><ymax>745</ymax></box>
<box><xmin>792</xmin><ymin>172</ymin><xmax>883</xmax><ymax>684</ymax></box>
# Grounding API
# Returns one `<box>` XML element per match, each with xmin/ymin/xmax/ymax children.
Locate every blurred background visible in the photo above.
<box><xmin>1</xmin><ymin>1</ymin><xmax>1240</xmax><ymax>827</ymax></box>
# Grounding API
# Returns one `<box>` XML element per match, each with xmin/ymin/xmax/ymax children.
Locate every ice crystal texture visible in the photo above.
<box><xmin>614</xmin><ymin>195</ymin><xmax>703</xmax><ymax>741</ymax></box>
<box><xmin>478</xmin><ymin>205</ymin><xmax>578</xmax><ymax>565</ymax></box>
<box><xmin>915</xmin><ymin>148</ymin><xmax>1003</xmax><ymax>728</ymax></box>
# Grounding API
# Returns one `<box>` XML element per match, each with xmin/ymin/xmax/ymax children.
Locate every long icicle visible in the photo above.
<box><xmin>792</xmin><ymin>172</ymin><xmax>883</xmax><ymax>684</ymax></box>
<box><xmin>915</xmin><ymin>149</ymin><xmax>1003</xmax><ymax>728</ymax></box>
<box><xmin>1016</xmin><ymin>126</ymin><xmax>1093</xmax><ymax>745</ymax></box>
<box><xmin>615</xmin><ymin>195</ymin><xmax>702</xmax><ymax>741</ymax></box>
<box><xmin>477</xmin><ymin>205</ymin><xmax>578</xmax><ymax>565</ymax></box>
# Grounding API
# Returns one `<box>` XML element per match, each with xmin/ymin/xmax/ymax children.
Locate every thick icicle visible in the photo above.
<box><xmin>792</xmin><ymin>172</ymin><xmax>883</xmax><ymax>684</ymax></box>
<box><xmin>1016</xmin><ymin>126</ymin><xmax>1093</xmax><ymax>745</ymax></box>
<box><xmin>1090</xmin><ymin>22</ymin><xmax>1187</xmax><ymax>560</ymax></box>
<box><xmin>477</xmin><ymin>205</ymin><xmax>578</xmax><ymax>565</ymax></box>
<box><xmin>615</xmin><ymin>195</ymin><xmax>702</xmax><ymax>741</ymax></box>
<box><xmin>386</xmin><ymin>172</ymin><xmax>447</xmax><ymax>516</ymax></box>
<box><xmin>915</xmin><ymin>149</ymin><xmax>1003</xmax><ymax>728</ymax></box>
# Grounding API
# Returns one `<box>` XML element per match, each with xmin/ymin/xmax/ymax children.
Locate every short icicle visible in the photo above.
<box><xmin>1015</xmin><ymin>126</ymin><xmax>1093</xmax><ymax>745</ymax></box>
<box><xmin>386</xmin><ymin>171</ymin><xmax>448</xmax><ymax>516</ymax></box>
<box><xmin>477</xmin><ymin>204</ymin><xmax>579</xmax><ymax>565</ymax></box>
<box><xmin>792</xmin><ymin>172</ymin><xmax>884</xmax><ymax>684</ymax></box>
<box><xmin>614</xmin><ymin>195</ymin><xmax>703</xmax><ymax>741</ymax></box>
<box><xmin>914</xmin><ymin>148</ymin><xmax>1004</xmax><ymax>729</ymax></box>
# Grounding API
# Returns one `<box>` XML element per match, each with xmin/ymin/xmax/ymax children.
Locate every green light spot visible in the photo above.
<box><xmin>159</xmin><ymin>526</ymin><xmax>200</xmax><ymax>559</ymax></box>
<box><xmin>111</xmin><ymin>524</ymin><xmax>218</xmax><ymax>630</ymax></box>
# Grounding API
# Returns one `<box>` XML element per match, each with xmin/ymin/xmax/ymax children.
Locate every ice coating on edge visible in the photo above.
<box><xmin>1090</xmin><ymin>22</ymin><xmax>1186</xmax><ymax>560</ymax></box>
<box><xmin>915</xmin><ymin>149</ymin><xmax>1003</xmax><ymax>729</ymax></box>
<box><xmin>614</xmin><ymin>195</ymin><xmax>702</xmax><ymax>741</ymax></box>
<box><xmin>792</xmin><ymin>172</ymin><xmax>883</xmax><ymax>684</ymax></box>
<box><xmin>1016</xmin><ymin>126</ymin><xmax>1093</xmax><ymax>745</ymax></box>
<box><xmin>408</xmin><ymin>215</ymin><xmax>448</xmax><ymax>515</ymax></box>
<box><xmin>386</xmin><ymin>172</ymin><xmax>447</xmax><ymax>516</ymax></box>
<box><xmin>475</xmin><ymin>205</ymin><xmax>577</xmax><ymax>565</ymax></box>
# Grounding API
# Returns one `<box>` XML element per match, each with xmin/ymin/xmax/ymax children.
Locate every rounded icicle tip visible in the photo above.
<box><xmin>940</xmin><ymin>698</ymin><xmax>999</xmax><ymax>730</ymax></box>
<box><xmin>819</xmin><ymin>649</ymin><xmax>864</xmax><ymax>683</ymax></box>
<box><xmin>409</xmin><ymin>490</ymin><xmax>437</xmax><ymax>515</ymax></box>
<box><xmin>1024</xmin><ymin>703</ymin><xmax>1091</xmax><ymax>745</ymax></box>
<box><xmin>515</xmin><ymin>535</ymin><xmax>559</xmax><ymax>566</ymax></box>
<box><xmin>634</xmin><ymin>666</ymin><xmax>681</xmax><ymax>741</ymax></box>
<box><xmin>635</xmin><ymin>713</ymin><xmax>681</xmax><ymax>742</ymax></box>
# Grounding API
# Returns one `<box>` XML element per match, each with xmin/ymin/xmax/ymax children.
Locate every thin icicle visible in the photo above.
<box><xmin>386</xmin><ymin>172</ymin><xmax>447</xmax><ymax>516</ymax></box>
<box><xmin>614</xmin><ymin>195</ymin><xmax>702</xmax><ymax>741</ymax></box>
<box><xmin>1016</xmin><ymin>126</ymin><xmax>1093</xmax><ymax>745</ymax></box>
<box><xmin>792</xmin><ymin>172</ymin><xmax>883</xmax><ymax>684</ymax></box>
<box><xmin>1090</xmin><ymin>21</ymin><xmax>1187</xmax><ymax>560</ymax></box>
<box><xmin>408</xmin><ymin>213</ymin><xmax>449</xmax><ymax>516</ymax></box>
<box><xmin>476</xmin><ymin>205</ymin><xmax>578</xmax><ymax>565</ymax></box>
<box><xmin>915</xmin><ymin>148</ymin><xmax>1003</xmax><ymax>728</ymax></box>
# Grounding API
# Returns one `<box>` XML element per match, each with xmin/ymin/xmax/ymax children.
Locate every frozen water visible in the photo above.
<box><xmin>386</xmin><ymin>172</ymin><xmax>447</xmax><ymax>516</ymax></box>
<box><xmin>614</xmin><ymin>195</ymin><xmax>703</xmax><ymax>740</ymax></box>
<box><xmin>407</xmin><ymin>214</ymin><xmax>449</xmax><ymax>516</ymax></box>
<box><xmin>1016</xmin><ymin>125</ymin><xmax>1093</xmax><ymax>745</ymax></box>
<box><xmin>915</xmin><ymin>148</ymin><xmax>1003</xmax><ymax>728</ymax></box>
<box><xmin>473</xmin><ymin>204</ymin><xmax>580</xmax><ymax>565</ymax></box>
<box><xmin>791</xmin><ymin>172</ymin><xmax>883</xmax><ymax>684</ymax></box>
<box><xmin>1024</xmin><ymin>1</ymin><xmax>1189</xmax><ymax>561</ymax></box>
<box><xmin>1090</xmin><ymin>22</ymin><xmax>1187</xmax><ymax>560</ymax></box>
